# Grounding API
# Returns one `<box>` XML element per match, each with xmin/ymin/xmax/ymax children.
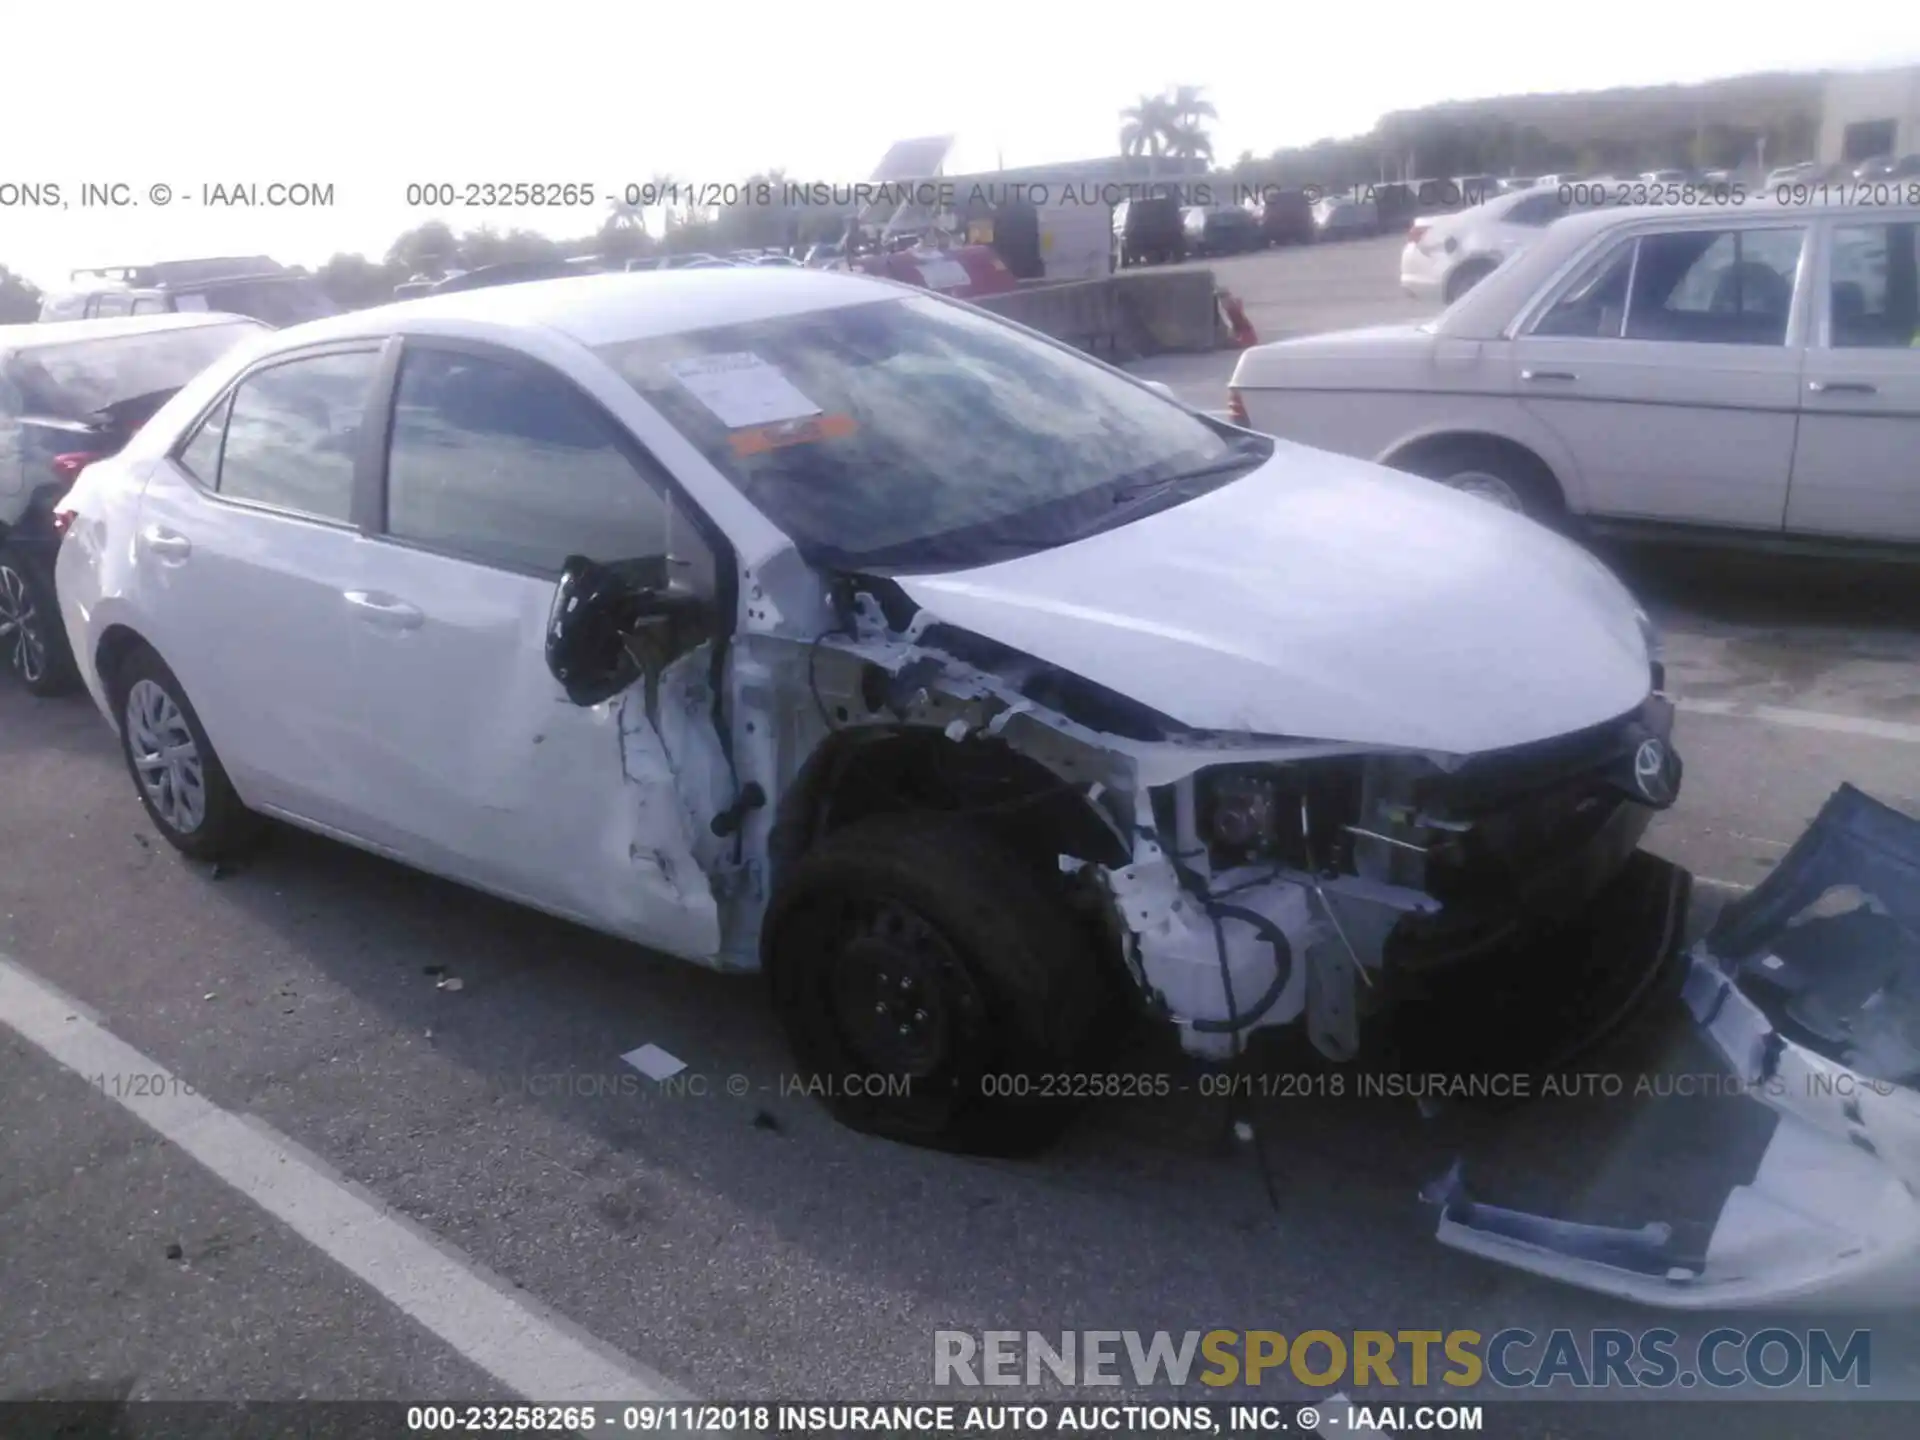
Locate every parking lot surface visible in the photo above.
<box><xmin>5</xmin><ymin>238</ymin><xmax>1920</xmax><ymax>1434</ymax></box>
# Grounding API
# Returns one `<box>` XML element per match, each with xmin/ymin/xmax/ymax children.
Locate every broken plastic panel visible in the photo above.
<box><xmin>1431</xmin><ymin>785</ymin><xmax>1920</xmax><ymax>1309</ymax></box>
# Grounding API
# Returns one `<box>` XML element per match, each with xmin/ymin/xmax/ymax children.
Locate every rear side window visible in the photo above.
<box><xmin>212</xmin><ymin>350</ymin><xmax>379</xmax><ymax>522</ymax></box>
<box><xmin>175</xmin><ymin>394</ymin><xmax>231</xmax><ymax>486</ymax></box>
<box><xmin>89</xmin><ymin>293</ymin><xmax>133</xmax><ymax>318</ymax></box>
<box><xmin>382</xmin><ymin>348</ymin><xmax>673</xmax><ymax>574</ymax></box>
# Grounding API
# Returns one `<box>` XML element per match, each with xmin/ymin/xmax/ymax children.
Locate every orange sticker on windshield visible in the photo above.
<box><xmin>729</xmin><ymin>412</ymin><xmax>857</xmax><ymax>457</ymax></box>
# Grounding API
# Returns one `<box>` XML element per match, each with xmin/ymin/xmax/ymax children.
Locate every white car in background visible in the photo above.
<box><xmin>1399</xmin><ymin>183</ymin><xmax>1601</xmax><ymax>304</ymax></box>
<box><xmin>1236</xmin><ymin>195</ymin><xmax>1920</xmax><ymax>544</ymax></box>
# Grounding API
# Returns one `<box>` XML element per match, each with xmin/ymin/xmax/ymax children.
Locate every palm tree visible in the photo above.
<box><xmin>1120</xmin><ymin>93</ymin><xmax>1177</xmax><ymax>184</ymax></box>
<box><xmin>1166</xmin><ymin>122</ymin><xmax>1215</xmax><ymax>167</ymax></box>
<box><xmin>1166</xmin><ymin>86</ymin><xmax>1218</xmax><ymax>177</ymax></box>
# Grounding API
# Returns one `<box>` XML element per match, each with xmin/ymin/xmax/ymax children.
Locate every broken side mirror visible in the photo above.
<box><xmin>545</xmin><ymin>553</ymin><xmax>703</xmax><ymax>708</ymax></box>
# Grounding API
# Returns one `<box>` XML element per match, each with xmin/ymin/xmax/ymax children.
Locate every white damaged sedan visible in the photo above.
<box><xmin>55</xmin><ymin>266</ymin><xmax>1686</xmax><ymax>1165</ymax></box>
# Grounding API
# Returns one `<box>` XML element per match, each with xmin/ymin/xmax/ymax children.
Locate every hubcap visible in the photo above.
<box><xmin>826</xmin><ymin>899</ymin><xmax>956</xmax><ymax>1078</ymax></box>
<box><xmin>125</xmin><ymin>678</ymin><xmax>207</xmax><ymax>833</ymax></box>
<box><xmin>1445</xmin><ymin>470</ymin><xmax>1527</xmax><ymax>514</ymax></box>
<box><xmin>0</xmin><ymin>564</ymin><xmax>46</xmax><ymax>685</ymax></box>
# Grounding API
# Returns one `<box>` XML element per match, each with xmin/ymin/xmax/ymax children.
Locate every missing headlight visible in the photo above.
<box><xmin>1196</xmin><ymin>761</ymin><xmax>1366</xmax><ymax>869</ymax></box>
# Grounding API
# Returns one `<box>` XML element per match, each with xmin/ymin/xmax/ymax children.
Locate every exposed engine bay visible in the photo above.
<box><xmin>560</xmin><ymin>557</ymin><xmax>1687</xmax><ymax>1069</ymax></box>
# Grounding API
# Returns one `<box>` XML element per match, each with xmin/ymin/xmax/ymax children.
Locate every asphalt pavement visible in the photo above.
<box><xmin>5</xmin><ymin>239</ymin><xmax>1920</xmax><ymax>1435</ymax></box>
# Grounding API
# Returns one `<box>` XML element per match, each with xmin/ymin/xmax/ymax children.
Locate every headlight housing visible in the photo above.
<box><xmin>1193</xmin><ymin>761</ymin><xmax>1366</xmax><ymax>868</ymax></box>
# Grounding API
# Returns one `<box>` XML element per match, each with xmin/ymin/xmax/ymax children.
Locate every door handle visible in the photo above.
<box><xmin>342</xmin><ymin>590</ymin><xmax>424</xmax><ymax>630</ymax></box>
<box><xmin>1807</xmin><ymin>380</ymin><xmax>1877</xmax><ymax>395</ymax></box>
<box><xmin>1520</xmin><ymin>369</ymin><xmax>1578</xmax><ymax>383</ymax></box>
<box><xmin>141</xmin><ymin>527</ymin><xmax>192</xmax><ymax>561</ymax></box>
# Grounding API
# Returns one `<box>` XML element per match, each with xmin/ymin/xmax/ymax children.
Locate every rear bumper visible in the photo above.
<box><xmin>1399</xmin><ymin>243</ymin><xmax>1447</xmax><ymax>299</ymax></box>
<box><xmin>1430</xmin><ymin>784</ymin><xmax>1920</xmax><ymax>1310</ymax></box>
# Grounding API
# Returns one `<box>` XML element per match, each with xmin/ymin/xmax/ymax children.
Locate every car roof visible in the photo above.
<box><xmin>1433</xmin><ymin>192</ymin><xmax>1917</xmax><ymax>340</ymax></box>
<box><xmin>0</xmin><ymin>311</ymin><xmax>263</xmax><ymax>353</ymax></box>
<box><xmin>262</xmin><ymin>266</ymin><xmax>913</xmax><ymax>350</ymax></box>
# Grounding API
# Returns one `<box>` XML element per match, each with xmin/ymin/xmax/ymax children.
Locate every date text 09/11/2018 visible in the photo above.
<box><xmin>402</xmin><ymin>1401</ymin><xmax>1480</xmax><ymax>1433</ymax></box>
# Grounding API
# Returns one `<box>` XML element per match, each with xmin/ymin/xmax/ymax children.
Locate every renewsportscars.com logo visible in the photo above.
<box><xmin>934</xmin><ymin>1328</ymin><xmax>1872</xmax><ymax>1391</ymax></box>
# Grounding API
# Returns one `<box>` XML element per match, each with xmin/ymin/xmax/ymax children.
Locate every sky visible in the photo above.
<box><xmin>4</xmin><ymin>0</ymin><xmax>1918</xmax><ymax>289</ymax></box>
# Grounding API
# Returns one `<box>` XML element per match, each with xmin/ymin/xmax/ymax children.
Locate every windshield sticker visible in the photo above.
<box><xmin>665</xmin><ymin>352</ymin><xmax>823</xmax><ymax>429</ymax></box>
<box><xmin>728</xmin><ymin>412</ymin><xmax>856</xmax><ymax>458</ymax></box>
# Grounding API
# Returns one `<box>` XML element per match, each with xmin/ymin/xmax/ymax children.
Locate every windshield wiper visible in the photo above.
<box><xmin>1109</xmin><ymin>436</ymin><xmax>1269</xmax><ymax>506</ymax></box>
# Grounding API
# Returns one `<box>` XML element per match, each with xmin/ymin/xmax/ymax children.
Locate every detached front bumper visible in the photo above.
<box><xmin>1430</xmin><ymin>784</ymin><xmax>1920</xmax><ymax>1309</ymax></box>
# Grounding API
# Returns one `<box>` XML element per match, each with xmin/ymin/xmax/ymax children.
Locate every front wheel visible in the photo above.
<box><xmin>1396</xmin><ymin>439</ymin><xmax>1567</xmax><ymax>528</ymax></box>
<box><xmin>111</xmin><ymin>645</ymin><xmax>261</xmax><ymax>861</ymax></box>
<box><xmin>0</xmin><ymin>544</ymin><xmax>80</xmax><ymax>697</ymax></box>
<box><xmin>764</xmin><ymin>812</ymin><xmax>1107</xmax><ymax>1156</ymax></box>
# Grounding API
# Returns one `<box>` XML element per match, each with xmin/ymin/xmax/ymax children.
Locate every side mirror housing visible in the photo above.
<box><xmin>545</xmin><ymin>554</ymin><xmax>662</xmax><ymax>707</ymax></box>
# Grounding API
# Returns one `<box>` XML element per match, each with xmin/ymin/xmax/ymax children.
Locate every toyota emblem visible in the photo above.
<box><xmin>1633</xmin><ymin>738</ymin><xmax>1673</xmax><ymax>805</ymax></box>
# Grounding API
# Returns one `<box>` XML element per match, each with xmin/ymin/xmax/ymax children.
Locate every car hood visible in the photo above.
<box><xmin>895</xmin><ymin>441</ymin><xmax>1651</xmax><ymax>756</ymax></box>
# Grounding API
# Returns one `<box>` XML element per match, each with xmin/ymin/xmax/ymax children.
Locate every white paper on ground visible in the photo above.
<box><xmin>621</xmin><ymin>1043</ymin><xmax>688</xmax><ymax>1081</ymax></box>
<box><xmin>665</xmin><ymin>352</ymin><xmax>822</xmax><ymax>429</ymax></box>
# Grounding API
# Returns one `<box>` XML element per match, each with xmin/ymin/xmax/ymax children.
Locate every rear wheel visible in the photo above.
<box><xmin>764</xmin><ymin>812</ymin><xmax>1107</xmax><ymax>1156</ymax></box>
<box><xmin>110</xmin><ymin>645</ymin><xmax>262</xmax><ymax>862</ymax></box>
<box><xmin>0</xmin><ymin>544</ymin><xmax>79</xmax><ymax>697</ymax></box>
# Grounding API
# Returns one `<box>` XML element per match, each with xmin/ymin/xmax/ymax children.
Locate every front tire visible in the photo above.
<box><xmin>110</xmin><ymin>645</ymin><xmax>260</xmax><ymax>862</ymax></box>
<box><xmin>764</xmin><ymin>812</ymin><xmax>1106</xmax><ymax>1156</ymax></box>
<box><xmin>0</xmin><ymin>544</ymin><xmax>80</xmax><ymax>697</ymax></box>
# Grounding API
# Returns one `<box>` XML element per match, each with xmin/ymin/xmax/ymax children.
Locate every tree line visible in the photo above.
<box><xmin>0</xmin><ymin>79</ymin><xmax>1824</xmax><ymax>320</ymax></box>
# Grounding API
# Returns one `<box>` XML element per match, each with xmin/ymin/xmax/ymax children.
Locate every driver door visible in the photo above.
<box><xmin>338</xmin><ymin>339</ymin><xmax>728</xmax><ymax>960</ymax></box>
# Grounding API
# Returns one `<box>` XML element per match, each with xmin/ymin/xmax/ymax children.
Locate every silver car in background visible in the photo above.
<box><xmin>1234</xmin><ymin>196</ymin><xmax>1920</xmax><ymax>545</ymax></box>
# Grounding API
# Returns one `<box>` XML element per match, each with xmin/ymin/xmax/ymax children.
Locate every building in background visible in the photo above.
<box><xmin>1819</xmin><ymin>65</ymin><xmax>1920</xmax><ymax>165</ymax></box>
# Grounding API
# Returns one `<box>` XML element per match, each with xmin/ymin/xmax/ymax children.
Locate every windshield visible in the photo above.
<box><xmin>2</xmin><ymin>321</ymin><xmax>264</xmax><ymax>420</ymax></box>
<box><xmin>595</xmin><ymin>294</ymin><xmax>1267</xmax><ymax>570</ymax></box>
<box><xmin>189</xmin><ymin>278</ymin><xmax>338</xmax><ymax>326</ymax></box>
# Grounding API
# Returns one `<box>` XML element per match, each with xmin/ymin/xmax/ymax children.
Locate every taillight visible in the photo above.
<box><xmin>1408</xmin><ymin>222</ymin><xmax>1430</xmax><ymax>245</ymax></box>
<box><xmin>1227</xmin><ymin>387</ymin><xmax>1249</xmax><ymax>426</ymax></box>
<box><xmin>52</xmin><ymin>451</ymin><xmax>106</xmax><ymax>482</ymax></box>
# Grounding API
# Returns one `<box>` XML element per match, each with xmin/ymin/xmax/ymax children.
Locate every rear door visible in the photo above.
<box><xmin>1510</xmin><ymin>219</ymin><xmax>1810</xmax><ymax>529</ymax></box>
<box><xmin>132</xmin><ymin>344</ymin><xmax>385</xmax><ymax>827</ymax></box>
<box><xmin>1785</xmin><ymin>214</ymin><xmax>1920</xmax><ymax>540</ymax></box>
<box><xmin>336</xmin><ymin>339</ymin><xmax>727</xmax><ymax>958</ymax></box>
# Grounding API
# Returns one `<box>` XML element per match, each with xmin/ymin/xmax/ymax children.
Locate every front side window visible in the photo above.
<box><xmin>1828</xmin><ymin>221</ymin><xmax>1920</xmax><ymax>348</ymax></box>
<box><xmin>384</xmin><ymin>348</ymin><xmax>690</xmax><ymax>578</ymax></box>
<box><xmin>1624</xmin><ymin>227</ymin><xmax>1805</xmax><ymax>345</ymax></box>
<box><xmin>214</xmin><ymin>350</ymin><xmax>379</xmax><ymax>522</ymax></box>
<box><xmin>595</xmin><ymin>294</ymin><xmax>1267</xmax><ymax>570</ymax></box>
<box><xmin>88</xmin><ymin>292</ymin><xmax>132</xmax><ymax>319</ymax></box>
<box><xmin>1530</xmin><ymin>239</ymin><xmax>1636</xmax><ymax>338</ymax></box>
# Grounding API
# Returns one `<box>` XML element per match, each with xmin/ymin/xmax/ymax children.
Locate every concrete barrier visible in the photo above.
<box><xmin>973</xmin><ymin>267</ymin><xmax>1221</xmax><ymax>360</ymax></box>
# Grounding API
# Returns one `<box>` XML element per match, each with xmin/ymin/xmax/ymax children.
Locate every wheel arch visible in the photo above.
<box><xmin>1377</xmin><ymin>427</ymin><xmax>1581</xmax><ymax>514</ymax></box>
<box><xmin>767</xmin><ymin>726</ymin><xmax>1131</xmax><ymax>895</ymax></box>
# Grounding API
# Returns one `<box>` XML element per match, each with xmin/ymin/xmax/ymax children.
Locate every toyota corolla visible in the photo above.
<box><xmin>54</xmin><ymin>266</ymin><xmax>1685</xmax><ymax>1164</ymax></box>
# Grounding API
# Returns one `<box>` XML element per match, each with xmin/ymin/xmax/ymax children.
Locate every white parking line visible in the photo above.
<box><xmin>1676</xmin><ymin>697</ymin><xmax>1920</xmax><ymax>747</ymax></box>
<box><xmin>0</xmin><ymin>952</ymin><xmax>689</xmax><ymax>1405</ymax></box>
